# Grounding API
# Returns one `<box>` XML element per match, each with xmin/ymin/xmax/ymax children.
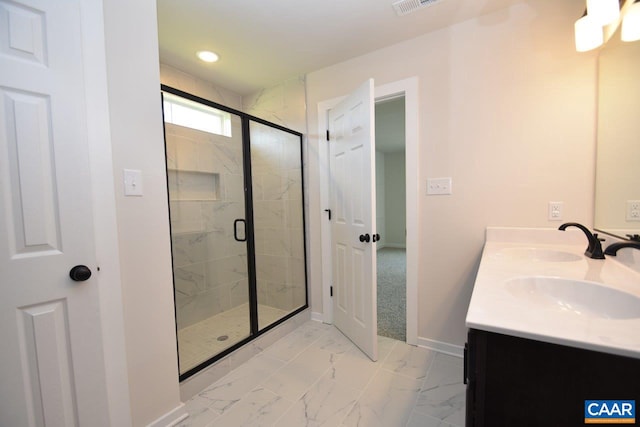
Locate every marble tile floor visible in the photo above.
<box><xmin>178</xmin><ymin>303</ymin><xmax>289</xmax><ymax>373</ymax></box>
<box><xmin>177</xmin><ymin>320</ymin><xmax>465</xmax><ymax>427</ymax></box>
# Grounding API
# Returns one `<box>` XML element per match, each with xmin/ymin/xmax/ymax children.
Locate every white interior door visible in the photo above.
<box><xmin>0</xmin><ymin>0</ymin><xmax>112</xmax><ymax>425</ymax></box>
<box><xmin>329</xmin><ymin>79</ymin><xmax>378</xmax><ymax>361</ymax></box>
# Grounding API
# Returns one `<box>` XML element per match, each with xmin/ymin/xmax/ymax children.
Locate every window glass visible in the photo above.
<box><xmin>162</xmin><ymin>92</ymin><xmax>232</xmax><ymax>137</ymax></box>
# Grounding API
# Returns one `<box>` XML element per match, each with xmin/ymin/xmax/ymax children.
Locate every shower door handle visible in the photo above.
<box><xmin>233</xmin><ymin>219</ymin><xmax>247</xmax><ymax>242</ymax></box>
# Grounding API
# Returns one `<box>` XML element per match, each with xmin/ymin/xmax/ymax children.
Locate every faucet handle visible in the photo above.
<box><xmin>626</xmin><ymin>234</ymin><xmax>640</xmax><ymax>242</ymax></box>
<box><xmin>589</xmin><ymin>233</ymin><xmax>606</xmax><ymax>259</ymax></box>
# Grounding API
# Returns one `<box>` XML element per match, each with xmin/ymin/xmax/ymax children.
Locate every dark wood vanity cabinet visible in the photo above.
<box><xmin>465</xmin><ymin>329</ymin><xmax>640</xmax><ymax>427</ymax></box>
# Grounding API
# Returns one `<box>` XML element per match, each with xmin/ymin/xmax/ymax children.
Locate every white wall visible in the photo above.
<box><xmin>103</xmin><ymin>2</ymin><xmax>183</xmax><ymax>425</ymax></box>
<box><xmin>384</xmin><ymin>151</ymin><xmax>406</xmax><ymax>247</ymax></box>
<box><xmin>306</xmin><ymin>0</ymin><xmax>597</xmax><ymax>347</ymax></box>
<box><xmin>375</xmin><ymin>151</ymin><xmax>386</xmax><ymax>247</ymax></box>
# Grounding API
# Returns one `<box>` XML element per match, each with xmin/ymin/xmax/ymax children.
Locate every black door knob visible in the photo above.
<box><xmin>373</xmin><ymin>233</ymin><xmax>381</xmax><ymax>242</ymax></box>
<box><xmin>69</xmin><ymin>265</ymin><xmax>92</xmax><ymax>282</ymax></box>
<box><xmin>359</xmin><ymin>234</ymin><xmax>370</xmax><ymax>243</ymax></box>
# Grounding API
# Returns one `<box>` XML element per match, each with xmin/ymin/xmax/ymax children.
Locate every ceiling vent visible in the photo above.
<box><xmin>392</xmin><ymin>0</ymin><xmax>443</xmax><ymax>16</ymax></box>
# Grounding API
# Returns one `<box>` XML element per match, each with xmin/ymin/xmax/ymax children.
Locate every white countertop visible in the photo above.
<box><xmin>466</xmin><ymin>227</ymin><xmax>640</xmax><ymax>359</ymax></box>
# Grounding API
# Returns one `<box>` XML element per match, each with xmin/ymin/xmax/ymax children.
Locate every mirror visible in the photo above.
<box><xmin>594</xmin><ymin>27</ymin><xmax>640</xmax><ymax>240</ymax></box>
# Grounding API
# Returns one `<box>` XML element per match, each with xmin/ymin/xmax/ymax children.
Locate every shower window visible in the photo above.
<box><xmin>163</xmin><ymin>91</ymin><xmax>232</xmax><ymax>137</ymax></box>
<box><xmin>161</xmin><ymin>86</ymin><xmax>308</xmax><ymax>380</ymax></box>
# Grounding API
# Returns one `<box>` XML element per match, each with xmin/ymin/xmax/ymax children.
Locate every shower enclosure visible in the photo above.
<box><xmin>161</xmin><ymin>86</ymin><xmax>307</xmax><ymax>379</ymax></box>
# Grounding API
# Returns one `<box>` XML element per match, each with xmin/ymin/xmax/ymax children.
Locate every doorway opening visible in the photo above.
<box><xmin>319</xmin><ymin>77</ymin><xmax>419</xmax><ymax>346</ymax></box>
<box><xmin>375</xmin><ymin>96</ymin><xmax>406</xmax><ymax>341</ymax></box>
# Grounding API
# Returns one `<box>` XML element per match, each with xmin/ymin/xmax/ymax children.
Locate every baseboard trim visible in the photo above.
<box><xmin>310</xmin><ymin>311</ymin><xmax>324</xmax><ymax>322</ymax></box>
<box><xmin>146</xmin><ymin>402</ymin><xmax>188</xmax><ymax>427</ymax></box>
<box><xmin>417</xmin><ymin>337</ymin><xmax>464</xmax><ymax>358</ymax></box>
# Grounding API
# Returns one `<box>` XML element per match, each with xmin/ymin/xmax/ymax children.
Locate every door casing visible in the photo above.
<box><xmin>319</xmin><ymin>77</ymin><xmax>419</xmax><ymax>345</ymax></box>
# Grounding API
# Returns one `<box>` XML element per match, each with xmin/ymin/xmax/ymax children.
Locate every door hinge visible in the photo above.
<box><xmin>324</xmin><ymin>209</ymin><xmax>331</xmax><ymax>220</ymax></box>
<box><xmin>330</xmin><ymin>286</ymin><xmax>333</xmax><ymax>297</ymax></box>
<box><xmin>326</xmin><ymin>130</ymin><xmax>330</xmax><ymax>141</ymax></box>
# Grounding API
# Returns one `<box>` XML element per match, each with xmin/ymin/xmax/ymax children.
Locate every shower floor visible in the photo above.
<box><xmin>177</xmin><ymin>303</ymin><xmax>289</xmax><ymax>374</ymax></box>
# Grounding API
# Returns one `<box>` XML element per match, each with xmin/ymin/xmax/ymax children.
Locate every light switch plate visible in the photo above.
<box><xmin>124</xmin><ymin>169</ymin><xmax>143</xmax><ymax>196</ymax></box>
<box><xmin>427</xmin><ymin>177</ymin><xmax>452</xmax><ymax>195</ymax></box>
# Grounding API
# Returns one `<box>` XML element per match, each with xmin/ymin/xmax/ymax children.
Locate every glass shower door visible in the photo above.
<box><xmin>249</xmin><ymin>121</ymin><xmax>307</xmax><ymax>329</ymax></box>
<box><xmin>163</xmin><ymin>92</ymin><xmax>250</xmax><ymax>375</ymax></box>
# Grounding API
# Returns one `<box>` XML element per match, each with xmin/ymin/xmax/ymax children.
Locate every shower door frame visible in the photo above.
<box><xmin>161</xmin><ymin>85</ymin><xmax>309</xmax><ymax>381</ymax></box>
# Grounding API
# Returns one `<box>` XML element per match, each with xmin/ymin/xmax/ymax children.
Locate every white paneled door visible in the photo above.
<box><xmin>329</xmin><ymin>79</ymin><xmax>378</xmax><ymax>361</ymax></box>
<box><xmin>0</xmin><ymin>0</ymin><xmax>111</xmax><ymax>426</ymax></box>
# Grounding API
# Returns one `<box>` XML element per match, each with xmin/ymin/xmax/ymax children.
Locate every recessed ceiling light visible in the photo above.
<box><xmin>196</xmin><ymin>50</ymin><xmax>219</xmax><ymax>63</ymax></box>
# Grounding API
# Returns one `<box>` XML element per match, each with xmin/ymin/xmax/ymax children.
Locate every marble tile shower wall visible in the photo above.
<box><xmin>244</xmin><ymin>76</ymin><xmax>308</xmax><ymax>315</ymax></box>
<box><xmin>160</xmin><ymin>63</ymin><xmax>243</xmax><ymax>111</ymax></box>
<box><xmin>251</xmin><ymin>123</ymin><xmax>306</xmax><ymax>312</ymax></box>
<box><xmin>165</xmin><ymin>119</ymin><xmax>251</xmax><ymax>330</ymax></box>
<box><xmin>243</xmin><ymin>75</ymin><xmax>307</xmax><ymax>134</ymax></box>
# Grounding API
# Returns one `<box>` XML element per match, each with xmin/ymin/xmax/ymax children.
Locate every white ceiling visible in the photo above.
<box><xmin>157</xmin><ymin>0</ymin><xmax>523</xmax><ymax>95</ymax></box>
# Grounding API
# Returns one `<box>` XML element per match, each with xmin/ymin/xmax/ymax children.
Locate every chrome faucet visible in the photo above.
<box><xmin>604</xmin><ymin>240</ymin><xmax>640</xmax><ymax>256</ymax></box>
<box><xmin>558</xmin><ymin>222</ymin><xmax>605</xmax><ymax>259</ymax></box>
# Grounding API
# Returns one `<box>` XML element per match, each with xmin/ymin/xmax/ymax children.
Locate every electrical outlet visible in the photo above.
<box><xmin>427</xmin><ymin>177</ymin><xmax>452</xmax><ymax>195</ymax></box>
<box><xmin>548</xmin><ymin>201</ymin><xmax>563</xmax><ymax>221</ymax></box>
<box><xmin>627</xmin><ymin>200</ymin><xmax>640</xmax><ymax>221</ymax></box>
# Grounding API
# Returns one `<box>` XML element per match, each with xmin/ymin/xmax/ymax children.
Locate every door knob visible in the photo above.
<box><xmin>69</xmin><ymin>265</ymin><xmax>92</xmax><ymax>282</ymax></box>
<box><xmin>373</xmin><ymin>233</ymin><xmax>381</xmax><ymax>242</ymax></box>
<box><xmin>359</xmin><ymin>234</ymin><xmax>370</xmax><ymax>243</ymax></box>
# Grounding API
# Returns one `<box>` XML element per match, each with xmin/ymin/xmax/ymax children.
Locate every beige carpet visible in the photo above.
<box><xmin>377</xmin><ymin>247</ymin><xmax>406</xmax><ymax>341</ymax></box>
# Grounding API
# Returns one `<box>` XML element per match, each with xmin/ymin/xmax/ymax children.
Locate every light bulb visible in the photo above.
<box><xmin>196</xmin><ymin>51</ymin><xmax>219</xmax><ymax>63</ymax></box>
<box><xmin>587</xmin><ymin>0</ymin><xmax>621</xmax><ymax>25</ymax></box>
<box><xmin>621</xmin><ymin>0</ymin><xmax>640</xmax><ymax>42</ymax></box>
<box><xmin>575</xmin><ymin>14</ymin><xmax>604</xmax><ymax>52</ymax></box>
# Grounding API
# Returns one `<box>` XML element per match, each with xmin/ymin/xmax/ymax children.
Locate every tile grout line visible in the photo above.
<box><xmin>213</xmin><ymin>323</ymin><xmax>334</xmax><ymax>426</ymax></box>
<box><xmin>334</xmin><ymin>338</ymin><xmax>401</xmax><ymax>426</ymax></box>
<box><xmin>268</xmin><ymin>325</ymin><xmax>365</xmax><ymax>426</ymax></box>
<box><xmin>403</xmin><ymin>350</ymin><xmax>437</xmax><ymax>427</ymax></box>
<box><xmin>201</xmin><ymin>322</ymin><xmax>331</xmax><ymax>425</ymax></box>
<box><xmin>269</xmin><ymin>331</ymin><xmax>404</xmax><ymax>427</ymax></box>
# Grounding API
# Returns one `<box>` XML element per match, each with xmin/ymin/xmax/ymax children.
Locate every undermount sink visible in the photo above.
<box><xmin>498</xmin><ymin>247</ymin><xmax>582</xmax><ymax>262</ymax></box>
<box><xmin>505</xmin><ymin>276</ymin><xmax>640</xmax><ymax>320</ymax></box>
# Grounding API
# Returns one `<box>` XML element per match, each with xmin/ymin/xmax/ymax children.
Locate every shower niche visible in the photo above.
<box><xmin>161</xmin><ymin>86</ymin><xmax>308</xmax><ymax>380</ymax></box>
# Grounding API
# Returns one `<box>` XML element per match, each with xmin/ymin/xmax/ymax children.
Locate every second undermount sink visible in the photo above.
<box><xmin>505</xmin><ymin>276</ymin><xmax>640</xmax><ymax>320</ymax></box>
<box><xmin>498</xmin><ymin>247</ymin><xmax>582</xmax><ymax>262</ymax></box>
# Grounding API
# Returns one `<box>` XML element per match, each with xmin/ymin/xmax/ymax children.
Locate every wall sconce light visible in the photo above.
<box><xmin>621</xmin><ymin>0</ymin><xmax>640</xmax><ymax>41</ymax></box>
<box><xmin>575</xmin><ymin>10</ymin><xmax>604</xmax><ymax>51</ymax></box>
